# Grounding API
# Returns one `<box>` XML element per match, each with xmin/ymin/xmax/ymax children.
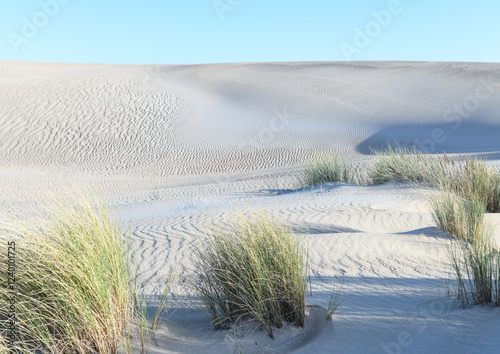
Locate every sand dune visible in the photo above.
<box><xmin>1</xmin><ymin>60</ymin><xmax>500</xmax><ymax>353</ymax></box>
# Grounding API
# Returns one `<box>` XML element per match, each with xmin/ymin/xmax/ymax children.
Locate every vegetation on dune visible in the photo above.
<box><xmin>299</xmin><ymin>154</ymin><xmax>366</xmax><ymax>188</ymax></box>
<box><xmin>191</xmin><ymin>213</ymin><xmax>309</xmax><ymax>339</ymax></box>
<box><xmin>448</xmin><ymin>225</ymin><xmax>500</xmax><ymax>307</ymax></box>
<box><xmin>4</xmin><ymin>141</ymin><xmax>500</xmax><ymax>352</ymax></box>
<box><xmin>369</xmin><ymin>144</ymin><xmax>450</xmax><ymax>185</ymax></box>
<box><xmin>430</xmin><ymin>160</ymin><xmax>500</xmax><ymax>307</ymax></box>
<box><xmin>300</xmin><ymin>144</ymin><xmax>500</xmax><ymax>307</ymax></box>
<box><xmin>0</xmin><ymin>195</ymin><xmax>177</xmax><ymax>353</ymax></box>
<box><xmin>0</xmin><ymin>197</ymin><xmax>131</xmax><ymax>353</ymax></box>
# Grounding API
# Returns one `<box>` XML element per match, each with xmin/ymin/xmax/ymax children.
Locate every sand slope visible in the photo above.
<box><xmin>1</xmin><ymin>61</ymin><xmax>500</xmax><ymax>353</ymax></box>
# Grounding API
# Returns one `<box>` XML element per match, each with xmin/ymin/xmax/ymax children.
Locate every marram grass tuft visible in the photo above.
<box><xmin>0</xmin><ymin>196</ymin><xmax>131</xmax><ymax>353</ymax></box>
<box><xmin>191</xmin><ymin>213</ymin><xmax>308</xmax><ymax>339</ymax></box>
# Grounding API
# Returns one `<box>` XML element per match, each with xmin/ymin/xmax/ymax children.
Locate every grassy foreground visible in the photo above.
<box><xmin>191</xmin><ymin>214</ymin><xmax>308</xmax><ymax>339</ymax></box>
<box><xmin>0</xmin><ymin>197</ymin><xmax>131</xmax><ymax>353</ymax></box>
<box><xmin>0</xmin><ymin>196</ymin><xmax>311</xmax><ymax>350</ymax></box>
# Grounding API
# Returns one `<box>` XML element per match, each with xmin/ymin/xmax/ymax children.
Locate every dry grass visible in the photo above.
<box><xmin>191</xmin><ymin>213</ymin><xmax>308</xmax><ymax>339</ymax></box>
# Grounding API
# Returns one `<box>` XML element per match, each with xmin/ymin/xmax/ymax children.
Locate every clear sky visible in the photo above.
<box><xmin>1</xmin><ymin>0</ymin><xmax>499</xmax><ymax>65</ymax></box>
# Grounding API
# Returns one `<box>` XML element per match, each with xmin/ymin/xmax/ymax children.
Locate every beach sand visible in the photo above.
<box><xmin>1</xmin><ymin>60</ymin><xmax>500</xmax><ymax>353</ymax></box>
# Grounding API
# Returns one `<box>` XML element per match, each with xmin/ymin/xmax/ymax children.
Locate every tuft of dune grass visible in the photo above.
<box><xmin>452</xmin><ymin>159</ymin><xmax>500</xmax><ymax>214</ymax></box>
<box><xmin>427</xmin><ymin>157</ymin><xmax>500</xmax><ymax>306</ymax></box>
<box><xmin>191</xmin><ymin>213</ymin><xmax>308</xmax><ymax>339</ymax></box>
<box><xmin>448</xmin><ymin>225</ymin><xmax>500</xmax><ymax>307</ymax></box>
<box><xmin>0</xmin><ymin>196</ymin><xmax>131</xmax><ymax>353</ymax></box>
<box><xmin>431</xmin><ymin>189</ymin><xmax>487</xmax><ymax>243</ymax></box>
<box><xmin>369</xmin><ymin>144</ymin><xmax>500</xmax><ymax>214</ymax></box>
<box><xmin>432</xmin><ymin>159</ymin><xmax>500</xmax><ymax>240</ymax></box>
<box><xmin>369</xmin><ymin>144</ymin><xmax>451</xmax><ymax>185</ymax></box>
<box><xmin>299</xmin><ymin>155</ymin><xmax>365</xmax><ymax>188</ymax></box>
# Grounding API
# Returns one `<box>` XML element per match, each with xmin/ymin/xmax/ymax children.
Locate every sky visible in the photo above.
<box><xmin>1</xmin><ymin>0</ymin><xmax>499</xmax><ymax>65</ymax></box>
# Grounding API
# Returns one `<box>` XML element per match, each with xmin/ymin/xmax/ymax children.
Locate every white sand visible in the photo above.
<box><xmin>1</xmin><ymin>60</ymin><xmax>500</xmax><ymax>353</ymax></box>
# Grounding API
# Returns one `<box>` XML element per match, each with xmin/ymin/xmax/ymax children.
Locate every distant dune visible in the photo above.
<box><xmin>1</xmin><ymin>61</ymin><xmax>499</xmax><ymax>178</ymax></box>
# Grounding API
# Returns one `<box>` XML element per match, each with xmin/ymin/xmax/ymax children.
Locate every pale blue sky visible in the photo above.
<box><xmin>1</xmin><ymin>0</ymin><xmax>499</xmax><ymax>64</ymax></box>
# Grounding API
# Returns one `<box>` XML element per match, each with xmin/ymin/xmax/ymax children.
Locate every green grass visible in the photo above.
<box><xmin>301</xmin><ymin>145</ymin><xmax>500</xmax><ymax>307</ymax></box>
<box><xmin>298</xmin><ymin>155</ymin><xmax>363</xmax><ymax>188</ymax></box>
<box><xmin>369</xmin><ymin>145</ymin><xmax>500</xmax><ymax>213</ymax></box>
<box><xmin>299</xmin><ymin>145</ymin><xmax>455</xmax><ymax>188</ymax></box>
<box><xmin>191</xmin><ymin>213</ymin><xmax>308</xmax><ymax>339</ymax></box>
<box><xmin>448</xmin><ymin>225</ymin><xmax>500</xmax><ymax>307</ymax></box>
<box><xmin>452</xmin><ymin>159</ymin><xmax>500</xmax><ymax>214</ymax></box>
<box><xmin>370</xmin><ymin>146</ymin><xmax>500</xmax><ymax>306</ymax></box>
<box><xmin>429</xmin><ymin>159</ymin><xmax>500</xmax><ymax>307</ymax></box>
<box><xmin>432</xmin><ymin>159</ymin><xmax>500</xmax><ymax>239</ymax></box>
<box><xmin>0</xmin><ymin>196</ymin><xmax>132</xmax><ymax>353</ymax></box>
<box><xmin>369</xmin><ymin>144</ymin><xmax>451</xmax><ymax>185</ymax></box>
<box><xmin>0</xmin><ymin>195</ymin><xmax>178</xmax><ymax>353</ymax></box>
<box><xmin>431</xmin><ymin>189</ymin><xmax>487</xmax><ymax>243</ymax></box>
<box><xmin>326</xmin><ymin>283</ymin><xmax>346</xmax><ymax>321</ymax></box>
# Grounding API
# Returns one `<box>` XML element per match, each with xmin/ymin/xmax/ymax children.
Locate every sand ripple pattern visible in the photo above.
<box><xmin>2</xmin><ymin>61</ymin><xmax>500</xmax><ymax>352</ymax></box>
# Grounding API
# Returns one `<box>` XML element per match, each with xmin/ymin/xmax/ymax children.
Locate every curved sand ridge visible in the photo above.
<box><xmin>2</xmin><ymin>61</ymin><xmax>500</xmax><ymax>353</ymax></box>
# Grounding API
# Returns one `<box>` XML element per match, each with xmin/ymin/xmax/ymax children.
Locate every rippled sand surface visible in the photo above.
<box><xmin>2</xmin><ymin>61</ymin><xmax>500</xmax><ymax>353</ymax></box>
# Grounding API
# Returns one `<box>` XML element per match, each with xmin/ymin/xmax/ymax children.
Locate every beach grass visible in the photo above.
<box><xmin>368</xmin><ymin>144</ymin><xmax>450</xmax><ymax>185</ymax></box>
<box><xmin>301</xmin><ymin>145</ymin><xmax>500</xmax><ymax>307</ymax></box>
<box><xmin>191</xmin><ymin>213</ymin><xmax>308</xmax><ymax>339</ymax></box>
<box><xmin>424</xmin><ymin>157</ymin><xmax>500</xmax><ymax>306</ymax></box>
<box><xmin>299</xmin><ymin>154</ymin><xmax>363</xmax><ymax>188</ymax></box>
<box><xmin>0</xmin><ymin>196</ymin><xmax>131</xmax><ymax>353</ymax></box>
<box><xmin>370</xmin><ymin>145</ymin><xmax>500</xmax><ymax>213</ymax></box>
<box><xmin>453</xmin><ymin>159</ymin><xmax>500</xmax><ymax>214</ymax></box>
<box><xmin>431</xmin><ymin>189</ymin><xmax>487</xmax><ymax>243</ymax></box>
<box><xmin>370</xmin><ymin>145</ymin><xmax>500</xmax><ymax>306</ymax></box>
<box><xmin>431</xmin><ymin>179</ymin><xmax>499</xmax><ymax>307</ymax></box>
<box><xmin>326</xmin><ymin>283</ymin><xmax>346</xmax><ymax>321</ymax></box>
<box><xmin>431</xmin><ymin>159</ymin><xmax>500</xmax><ymax>239</ymax></box>
<box><xmin>448</xmin><ymin>225</ymin><xmax>500</xmax><ymax>307</ymax></box>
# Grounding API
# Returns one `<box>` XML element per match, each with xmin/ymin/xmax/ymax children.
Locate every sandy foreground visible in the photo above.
<box><xmin>1</xmin><ymin>60</ymin><xmax>500</xmax><ymax>353</ymax></box>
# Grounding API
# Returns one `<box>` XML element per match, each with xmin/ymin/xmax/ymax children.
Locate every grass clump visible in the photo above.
<box><xmin>0</xmin><ymin>196</ymin><xmax>131</xmax><ymax>353</ymax></box>
<box><xmin>326</xmin><ymin>283</ymin><xmax>346</xmax><ymax>321</ymax></box>
<box><xmin>192</xmin><ymin>213</ymin><xmax>308</xmax><ymax>339</ymax></box>
<box><xmin>299</xmin><ymin>155</ymin><xmax>361</xmax><ymax>188</ymax></box>
<box><xmin>430</xmin><ymin>159</ymin><xmax>500</xmax><ymax>307</ymax></box>
<box><xmin>451</xmin><ymin>159</ymin><xmax>500</xmax><ymax>214</ymax></box>
<box><xmin>370</xmin><ymin>145</ymin><xmax>500</xmax><ymax>213</ymax></box>
<box><xmin>449</xmin><ymin>227</ymin><xmax>500</xmax><ymax>307</ymax></box>
<box><xmin>369</xmin><ymin>144</ymin><xmax>450</xmax><ymax>185</ymax></box>
<box><xmin>431</xmin><ymin>189</ymin><xmax>487</xmax><ymax>243</ymax></box>
<box><xmin>432</xmin><ymin>159</ymin><xmax>500</xmax><ymax>240</ymax></box>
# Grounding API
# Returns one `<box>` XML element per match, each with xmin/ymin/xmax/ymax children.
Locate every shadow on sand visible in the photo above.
<box><xmin>356</xmin><ymin>122</ymin><xmax>500</xmax><ymax>155</ymax></box>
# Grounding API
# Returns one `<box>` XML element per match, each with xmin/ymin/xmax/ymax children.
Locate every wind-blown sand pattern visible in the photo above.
<box><xmin>1</xmin><ymin>61</ymin><xmax>500</xmax><ymax>353</ymax></box>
